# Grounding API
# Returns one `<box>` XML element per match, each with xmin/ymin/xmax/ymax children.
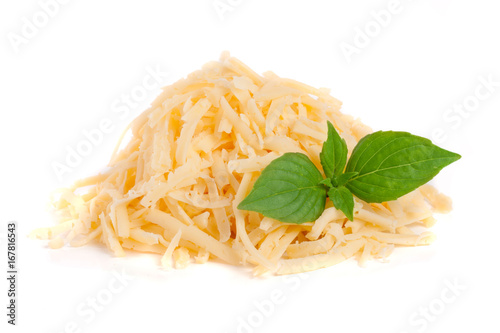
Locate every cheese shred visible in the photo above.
<box><xmin>31</xmin><ymin>53</ymin><xmax>453</xmax><ymax>275</ymax></box>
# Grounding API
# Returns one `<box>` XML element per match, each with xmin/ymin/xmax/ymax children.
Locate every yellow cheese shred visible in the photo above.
<box><xmin>31</xmin><ymin>53</ymin><xmax>453</xmax><ymax>275</ymax></box>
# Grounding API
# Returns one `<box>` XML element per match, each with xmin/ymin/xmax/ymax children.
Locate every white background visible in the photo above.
<box><xmin>1</xmin><ymin>0</ymin><xmax>499</xmax><ymax>332</ymax></box>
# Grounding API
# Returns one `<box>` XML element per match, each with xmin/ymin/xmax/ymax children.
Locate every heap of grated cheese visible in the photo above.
<box><xmin>31</xmin><ymin>52</ymin><xmax>453</xmax><ymax>275</ymax></box>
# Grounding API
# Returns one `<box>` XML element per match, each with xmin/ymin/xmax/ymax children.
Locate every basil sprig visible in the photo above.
<box><xmin>238</xmin><ymin>121</ymin><xmax>461</xmax><ymax>223</ymax></box>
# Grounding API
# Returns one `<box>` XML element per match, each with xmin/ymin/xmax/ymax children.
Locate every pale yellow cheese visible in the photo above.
<box><xmin>33</xmin><ymin>53</ymin><xmax>453</xmax><ymax>275</ymax></box>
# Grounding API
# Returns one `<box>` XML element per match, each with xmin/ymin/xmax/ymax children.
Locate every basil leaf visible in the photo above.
<box><xmin>319</xmin><ymin>178</ymin><xmax>334</xmax><ymax>188</ymax></box>
<box><xmin>335</xmin><ymin>171</ymin><xmax>358</xmax><ymax>187</ymax></box>
<box><xmin>237</xmin><ymin>153</ymin><xmax>327</xmax><ymax>224</ymax></box>
<box><xmin>320</xmin><ymin>121</ymin><xmax>348</xmax><ymax>178</ymax></box>
<box><xmin>327</xmin><ymin>186</ymin><xmax>354</xmax><ymax>221</ymax></box>
<box><xmin>345</xmin><ymin>131</ymin><xmax>461</xmax><ymax>203</ymax></box>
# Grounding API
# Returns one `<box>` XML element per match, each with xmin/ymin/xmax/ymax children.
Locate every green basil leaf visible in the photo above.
<box><xmin>345</xmin><ymin>131</ymin><xmax>461</xmax><ymax>203</ymax></box>
<box><xmin>320</xmin><ymin>121</ymin><xmax>348</xmax><ymax>178</ymax></box>
<box><xmin>237</xmin><ymin>152</ymin><xmax>327</xmax><ymax>224</ymax></box>
<box><xmin>319</xmin><ymin>178</ymin><xmax>334</xmax><ymax>188</ymax></box>
<box><xmin>320</xmin><ymin>172</ymin><xmax>358</xmax><ymax>188</ymax></box>
<box><xmin>327</xmin><ymin>186</ymin><xmax>354</xmax><ymax>221</ymax></box>
<box><xmin>335</xmin><ymin>171</ymin><xmax>358</xmax><ymax>187</ymax></box>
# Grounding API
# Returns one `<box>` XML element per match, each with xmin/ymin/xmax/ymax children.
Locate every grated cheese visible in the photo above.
<box><xmin>32</xmin><ymin>53</ymin><xmax>454</xmax><ymax>275</ymax></box>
